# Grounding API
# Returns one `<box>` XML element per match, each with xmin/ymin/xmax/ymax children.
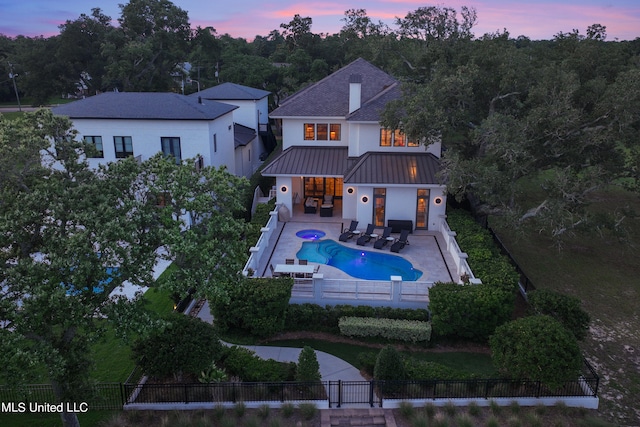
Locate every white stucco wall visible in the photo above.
<box><xmin>349</xmin><ymin>122</ymin><xmax>441</xmax><ymax>158</ymax></box>
<box><xmin>68</xmin><ymin>114</ymin><xmax>236</xmax><ymax>174</ymax></box>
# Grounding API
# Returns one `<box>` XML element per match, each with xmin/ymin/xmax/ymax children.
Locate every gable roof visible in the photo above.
<box><xmin>234</xmin><ymin>123</ymin><xmax>256</xmax><ymax>148</ymax></box>
<box><xmin>270</xmin><ymin>58</ymin><xmax>399</xmax><ymax>120</ymax></box>
<box><xmin>344</xmin><ymin>152</ymin><xmax>442</xmax><ymax>185</ymax></box>
<box><xmin>195</xmin><ymin>83</ymin><xmax>270</xmax><ymax>101</ymax></box>
<box><xmin>52</xmin><ymin>92</ymin><xmax>237</xmax><ymax>121</ymax></box>
<box><xmin>261</xmin><ymin>146</ymin><xmax>350</xmax><ymax>177</ymax></box>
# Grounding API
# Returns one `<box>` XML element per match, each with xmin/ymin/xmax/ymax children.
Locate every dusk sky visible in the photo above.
<box><xmin>1</xmin><ymin>0</ymin><xmax>639</xmax><ymax>41</ymax></box>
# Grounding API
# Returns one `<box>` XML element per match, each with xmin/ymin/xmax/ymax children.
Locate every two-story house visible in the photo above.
<box><xmin>193</xmin><ymin>83</ymin><xmax>274</xmax><ymax>177</ymax></box>
<box><xmin>52</xmin><ymin>92</ymin><xmax>238</xmax><ymax>173</ymax></box>
<box><xmin>262</xmin><ymin>58</ymin><xmax>446</xmax><ymax>231</ymax></box>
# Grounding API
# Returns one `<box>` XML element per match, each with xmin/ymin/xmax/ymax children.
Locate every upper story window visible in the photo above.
<box><xmin>84</xmin><ymin>136</ymin><xmax>103</xmax><ymax>158</ymax></box>
<box><xmin>380</xmin><ymin>129</ymin><xmax>419</xmax><ymax>147</ymax></box>
<box><xmin>114</xmin><ymin>136</ymin><xmax>134</xmax><ymax>158</ymax></box>
<box><xmin>161</xmin><ymin>137</ymin><xmax>181</xmax><ymax>164</ymax></box>
<box><xmin>304</xmin><ymin>123</ymin><xmax>341</xmax><ymax>141</ymax></box>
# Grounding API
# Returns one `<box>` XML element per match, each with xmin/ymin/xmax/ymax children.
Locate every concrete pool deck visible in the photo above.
<box><xmin>259</xmin><ymin>217</ymin><xmax>457</xmax><ymax>284</ymax></box>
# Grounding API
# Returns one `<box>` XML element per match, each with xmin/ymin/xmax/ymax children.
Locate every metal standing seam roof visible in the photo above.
<box><xmin>261</xmin><ymin>146</ymin><xmax>350</xmax><ymax>176</ymax></box>
<box><xmin>51</xmin><ymin>92</ymin><xmax>237</xmax><ymax>120</ymax></box>
<box><xmin>344</xmin><ymin>152</ymin><xmax>443</xmax><ymax>185</ymax></box>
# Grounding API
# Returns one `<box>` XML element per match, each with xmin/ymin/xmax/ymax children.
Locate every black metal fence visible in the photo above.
<box><xmin>486</xmin><ymin>226</ymin><xmax>536</xmax><ymax>294</ymax></box>
<box><xmin>1</xmin><ymin>360</ymin><xmax>598</xmax><ymax>410</ymax></box>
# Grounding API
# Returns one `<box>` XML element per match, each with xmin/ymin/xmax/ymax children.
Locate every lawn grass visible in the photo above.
<box><xmin>490</xmin><ymin>185</ymin><xmax>640</xmax><ymax>425</ymax></box>
<box><xmin>263</xmin><ymin>338</ymin><xmax>495</xmax><ymax>377</ymax></box>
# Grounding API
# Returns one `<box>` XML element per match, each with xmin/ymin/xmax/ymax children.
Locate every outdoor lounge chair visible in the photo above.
<box><xmin>390</xmin><ymin>229</ymin><xmax>410</xmax><ymax>253</ymax></box>
<box><xmin>356</xmin><ymin>224</ymin><xmax>376</xmax><ymax>246</ymax></box>
<box><xmin>373</xmin><ymin>226</ymin><xmax>393</xmax><ymax>249</ymax></box>
<box><xmin>339</xmin><ymin>220</ymin><xmax>359</xmax><ymax>242</ymax></box>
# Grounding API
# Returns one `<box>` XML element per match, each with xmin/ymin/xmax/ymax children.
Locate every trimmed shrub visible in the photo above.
<box><xmin>489</xmin><ymin>315</ymin><xmax>583</xmax><ymax>389</ymax></box>
<box><xmin>296</xmin><ymin>346</ymin><xmax>321</xmax><ymax>382</ymax></box>
<box><xmin>404</xmin><ymin>359</ymin><xmax>474</xmax><ymax>381</ymax></box>
<box><xmin>220</xmin><ymin>346</ymin><xmax>296</xmax><ymax>382</ymax></box>
<box><xmin>528</xmin><ymin>289</ymin><xmax>590</xmax><ymax>340</ymax></box>
<box><xmin>374</xmin><ymin>346</ymin><xmax>406</xmax><ymax>381</ymax></box>
<box><xmin>132</xmin><ymin>313</ymin><xmax>222</xmax><ymax>380</ymax></box>
<box><xmin>210</xmin><ymin>276</ymin><xmax>293</xmax><ymax>337</ymax></box>
<box><xmin>357</xmin><ymin>351</ymin><xmax>378</xmax><ymax>376</ymax></box>
<box><xmin>429</xmin><ymin>282</ymin><xmax>513</xmax><ymax>341</ymax></box>
<box><xmin>338</xmin><ymin>316</ymin><xmax>432</xmax><ymax>343</ymax></box>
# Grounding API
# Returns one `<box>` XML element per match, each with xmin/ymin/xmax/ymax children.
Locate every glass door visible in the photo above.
<box><xmin>416</xmin><ymin>189</ymin><xmax>430</xmax><ymax>229</ymax></box>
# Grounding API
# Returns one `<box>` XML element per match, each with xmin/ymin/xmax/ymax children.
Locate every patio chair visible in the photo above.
<box><xmin>339</xmin><ymin>220</ymin><xmax>359</xmax><ymax>242</ymax></box>
<box><xmin>356</xmin><ymin>224</ymin><xmax>376</xmax><ymax>246</ymax></box>
<box><xmin>285</xmin><ymin>258</ymin><xmax>295</xmax><ymax>265</ymax></box>
<box><xmin>373</xmin><ymin>227</ymin><xmax>393</xmax><ymax>249</ymax></box>
<box><xmin>390</xmin><ymin>229</ymin><xmax>411</xmax><ymax>253</ymax></box>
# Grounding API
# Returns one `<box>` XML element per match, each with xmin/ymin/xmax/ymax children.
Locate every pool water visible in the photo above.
<box><xmin>296</xmin><ymin>239</ymin><xmax>422</xmax><ymax>281</ymax></box>
<box><xmin>65</xmin><ymin>267</ymin><xmax>119</xmax><ymax>295</ymax></box>
<box><xmin>296</xmin><ymin>229</ymin><xmax>326</xmax><ymax>240</ymax></box>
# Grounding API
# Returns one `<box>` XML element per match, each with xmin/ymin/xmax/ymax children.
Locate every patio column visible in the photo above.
<box><xmin>313</xmin><ymin>273</ymin><xmax>323</xmax><ymax>302</ymax></box>
<box><xmin>391</xmin><ymin>275</ymin><xmax>402</xmax><ymax>303</ymax></box>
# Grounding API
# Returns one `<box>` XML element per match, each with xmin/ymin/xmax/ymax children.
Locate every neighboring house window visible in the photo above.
<box><xmin>304</xmin><ymin>124</ymin><xmax>315</xmax><ymax>140</ymax></box>
<box><xmin>84</xmin><ymin>136</ymin><xmax>103</xmax><ymax>158</ymax></box>
<box><xmin>213</xmin><ymin>133</ymin><xmax>217</xmax><ymax>153</ymax></box>
<box><xmin>161</xmin><ymin>137</ymin><xmax>181</xmax><ymax>164</ymax></box>
<box><xmin>114</xmin><ymin>136</ymin><xmax>133</xmax><ymax>158</ymax></box>
<box><xmin>304</xmin><ymin>123</ymin><xmax>341</xmax><ymax>141</ymax></box>
<box><xmin>380</xmin><ymin>128</ymin><xmax>418</xmax><ymax>147</ymax></box>
<box><xmin>373</xmin><ymin>188</ymin><xmax>386</xmax><ymax>227</ymax></box>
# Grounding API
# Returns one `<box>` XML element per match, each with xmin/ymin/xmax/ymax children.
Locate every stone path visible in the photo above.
<box><xmin>321</xmin><ymin>408</ymin><xmax>397</xmax><ymax>427</ymax></box>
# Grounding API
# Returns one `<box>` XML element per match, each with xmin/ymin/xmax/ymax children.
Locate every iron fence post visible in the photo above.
<box><xmin>337</xmin><ymin>380</ymin><xmax>341</xmax><ymax>408</ymax></box>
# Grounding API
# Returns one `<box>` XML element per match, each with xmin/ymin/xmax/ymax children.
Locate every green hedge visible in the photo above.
<box><xmin>339</xmin><ymin>316</ymin><xmax>432</xmax><ymax>343</ymax></box>
<box><xmin>219</xmin><ymin>345</ymin><xmax>296</xmax><ymax>382</ymax></box>
<box><xmin>446</xmin><ymin>209</ymin><xmax>519</xmax><ymax>291</ymax></box>
<box><xmin>285</xmin><ymin>304</ymin><xmax>429</xmax><ymax>334</ymax></box>
<box><xmin>429</xmin><ymin>282</ymin><xmax>514</xmax><ymax>342</ymax></box>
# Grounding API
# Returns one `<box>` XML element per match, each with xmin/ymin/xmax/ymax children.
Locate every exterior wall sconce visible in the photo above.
<box><xmin>347</xmin><ymin>187</ymin><xmax>354</xmax><ymax>194</ymax></box>
<box><xmin>361</xmin><ymin>196</ymin><xmax>369</xmax><ymax>203</ymax></box>
<box><xmin>280</xmin><ymin>185</ymin><xmax>288</xmax><ymax>193</ymax></box>
<box><xmin>434</xmin><ymin>196</ymin><xmax>443</xmax><ymax>205</ymax></box>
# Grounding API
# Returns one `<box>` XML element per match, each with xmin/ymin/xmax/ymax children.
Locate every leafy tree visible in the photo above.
<box><xmin>132</xmin><ymin>313</ymin><xmax>222</xmax><ymax>380</ymax></box>
<box><xmin>490</xmin><ymin>315</ymin><xmax>583</xmax><ymax>389</ymax></box>
<box><xmin>429</xmin><ymin>282</ymin><xmax>514</xmax><ymax>341</ymax></box>
<box><xmin>102</xmin><ymin>0</ymin><xmax>191</xmax><ymax>91</ymax></box>
<box><xmin>0</xmin><ymin>110</ymin><xmax>159</xmax><ymax>427</ymax></box>
<box><xmin>296</xmin><ymin>346</ymin><xmax>321</xmax><ymax>382</ymax></box>
<box><xmin>528</xmin><ymin>289</ymin><xmax>590</xmax><ymax>340</ymax></box>
<box><xmin>280</xmin><ymin>14</ymin><xmax>315</xmax><ymax>52</ymax></box>
<box><xmin>142</xmin><ymin>155</ymin><xmax>249</xmax><ymax>304</ymax></box>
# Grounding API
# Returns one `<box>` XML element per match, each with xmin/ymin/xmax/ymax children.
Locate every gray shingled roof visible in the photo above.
<box><xmin>261</xmin><ymin>146</ymin><xmax>350</xmax><ymax>176</ymax></box>
<box><xmin>344</xmin><ymin>152</ymin><xmax>442</xmax><ymax>185</ymax></box>
<box><xmin>194</xmin><ymin>82</ymin><xmax>270</xmax><ymax>100</ymax></box>
<box><xmin>52</xmin><ymin>92</ymin><xmax>237</xmax><ymax>120</ymax></box>
<box><xmin>270</xmin><ymin>58</ymin><xmax>399</xmax><ymax>119</ymax></box>
<box><xmin>234</xmin><ymin>123</ymin><xmax>256</xmax><ymax>148</ymax></box>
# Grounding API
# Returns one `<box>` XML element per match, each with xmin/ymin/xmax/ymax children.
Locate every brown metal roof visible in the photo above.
<box><xmin>261</xmin><ymin>146</ymin><xmax>350</xmax><ymax>176</ymax></box>
<box><xmin>344</xmin><ymin>152</ymin><xmax>442</xmax><ymax>185</ymax></box>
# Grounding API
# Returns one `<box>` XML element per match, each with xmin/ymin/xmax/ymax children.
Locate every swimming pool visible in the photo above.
<box><xmin>296</xmin><ymin>239</ymin><xmax>422</xmax><ymax>281</ymax></box>
<box><xmin>296</xmin><ymin>229</ymin><xmax>326</xmax><ymax>240</ymax></box>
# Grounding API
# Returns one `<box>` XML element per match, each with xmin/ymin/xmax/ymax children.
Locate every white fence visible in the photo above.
<box><xmin>242</xmin><ymin>204</ymin><xmax>281</xmax><ymax>276</ymax></box>
<box><xmin>437</xmin><ymin>215</ymin><xmax>479</xmax><ymax>283</ymax></box>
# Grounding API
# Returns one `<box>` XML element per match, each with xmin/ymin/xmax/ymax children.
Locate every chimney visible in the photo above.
<box><xmin>348</xmin><ymin>74</ymin><xmax>362</xmax><ymax>114</ymax></box>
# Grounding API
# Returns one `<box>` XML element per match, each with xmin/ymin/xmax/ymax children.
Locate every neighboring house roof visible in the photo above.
<box><xmin>261</xmin><ymin>146</ymin><xmax>350</xmax><ymax>177</ymax></box>
<box><xmin>52</xmin><ymin>92</ymin><xmax>237</xmax><ymax>120</ymax></box>
<box><xmin>234</xmin><ymin>123</ymin><xmax>256</xmax><ymax>148</ymax></box>
<box><xmin>344</xmin><ymin>152</ymin><xmax>442</xmax><ymax>185</ymax></box>
<box><xmin>270</xmin><ymin>58</ymin><xmax>399</xmax><ymax>120</ymax></box>
<box><xmin>195</xmin><ymin>82</ymin><xmax>270</xmax><ymax>101</ymax></box>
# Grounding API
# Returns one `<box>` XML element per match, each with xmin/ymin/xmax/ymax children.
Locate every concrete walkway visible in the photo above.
<box><xmin>197</xmin><ymin>300</ymin><xmax>367</xmax><ymax>382</ymax></box>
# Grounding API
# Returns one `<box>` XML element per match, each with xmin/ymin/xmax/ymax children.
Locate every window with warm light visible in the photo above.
<box><xmin>380</xmin><ymin>129</ymin><xmax>392</xmax><ymax>146</ymax></box>
<box><xmin>317</xmin><ymin>124</ymin><xmax>328</xmax><ymax>140</ymax></box>
<box><xmin>330</xmin><ymin>124</ymin><xmax>341</xmax><ymax>140</ymax></box>
<box><xmin>380</xmin><ymin>128</ymin><xmax>418</xmax><ymax>147</ymax></box>
<box><xmin>393</xmin><ymin>129</ymin><xmax>405</xmax><ymax>147</ymax></box>
<box><xmin>304</xmin><ymin>123</ymin><xmax>315</xmax><ymax>140</ymax></box>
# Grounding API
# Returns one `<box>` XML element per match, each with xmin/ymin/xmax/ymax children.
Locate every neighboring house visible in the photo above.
<box><xmin>51</xmin><ymin>92</ymin><xmax>238</xmax><ymax>174</ymax></box>
<box><xmin>262</xmin><ymin>58</ymin><xmax>446</xmax><ymax>231</ymax></box>
<box><xmin>193</xmin><ymin>83</ymin><xmax>276</xmax><ymax>178</ymax></box>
